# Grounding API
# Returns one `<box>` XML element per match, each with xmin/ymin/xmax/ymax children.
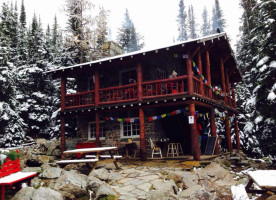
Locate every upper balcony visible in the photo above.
<box><xmin>64</xmin><ymin>75</ymin><xmax>236</xmax><ymax>110</ymax></box>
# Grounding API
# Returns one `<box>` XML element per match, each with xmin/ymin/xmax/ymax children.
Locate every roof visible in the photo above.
<box><xmin>45</xmin><ymin>32</ymin><xmax>242</xmax><ymax>82</ymax></box>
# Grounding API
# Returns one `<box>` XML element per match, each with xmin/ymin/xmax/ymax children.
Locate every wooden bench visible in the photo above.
<box><xmin>0</xmin><ymin>158</ymin><xmax>37</xmax><ymax>200</ymax></box>
<box><xmin>231</xmin><ymin>185</ymin><xmax>249</xmax><ymax>200</ymax></box>
<box><xmin>56</xmin><ymin>158</ymin><xmax>99</xmax><ymax>164</ymax></box>
<box><xmin>85</xmin><ymin>155</ymin><xmax>122</xmax><ymax>159</ymax></box>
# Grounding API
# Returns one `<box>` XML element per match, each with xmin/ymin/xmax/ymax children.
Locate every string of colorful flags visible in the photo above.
<box><xmin>105</xmin><ymin>107</ymin><xmax>235</xmax><ymax>123</ymax></box>
<box><xmin>173</xmin><ymin>53</ymin><xmax>229</xmax><ymax>98</ymax></box>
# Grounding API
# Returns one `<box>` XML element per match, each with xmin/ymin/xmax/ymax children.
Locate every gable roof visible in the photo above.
<box><xmin>45</xmin><ymin>32</ymin><xmax>242</xmax><ymax>82</ymax></box>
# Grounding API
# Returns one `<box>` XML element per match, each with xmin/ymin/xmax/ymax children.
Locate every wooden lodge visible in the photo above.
<box><xmin>46</xmin><ymin>33</ymin><xmax>242</xmax><ymax>161</ymax></box>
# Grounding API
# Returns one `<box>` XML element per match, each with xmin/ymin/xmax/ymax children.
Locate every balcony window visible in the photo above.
<box><xmin>88</xmin><ymin>121</ymin><xmax>105</xmax><ymax>140</ymax></box>
<box><xmin>121</xmin><ymin>121</ymin><xmax>140</xmax><ymax>138</ymax></box>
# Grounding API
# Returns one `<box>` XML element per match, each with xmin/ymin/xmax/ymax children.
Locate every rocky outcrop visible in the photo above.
<box><xmin>11</xmin><ymin>187</ymin><xmax>63</xmax><ymax>200</ymax></box>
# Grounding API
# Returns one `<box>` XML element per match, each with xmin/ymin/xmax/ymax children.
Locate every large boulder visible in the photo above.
<box><xmin>95</xmin><ymin>184</ymin><xmax>117</xmax><ymax>200</ymax></box>
<box><xmin>146</xmin><ymin>190</ymin><xmax>178</xmax><ymax>200</ymax></box>
<box><xmin>167</xmin><ymin>171</ymin><xmax>198</xmax><ymax>189</ymax></box>
<box><xmin>11</xmin><ymin>187</ymin><xmax>63</xmax><ymax>200</ymax></box>
<box><xmin>89</xmin><ymin>168</ymin><xmax>109</xmax><ymax>181</ymax></box>
<box><xmin>40</xmin><ymin>167</ymin><xmax>62</xmax><ymax>179</ymax></box>
<box><xmin>26</xmin><ymin>155</ymin><xmax>55</xmax><ymax>167</ymax></box>
<box><xmin>151</xmin><ymin>179</ymin><xmax>178</xmax><ymax>194</ymax></box>
<box><xmin>31</xmin><ymin>187</ymin><xmax>63</xmax><ymax>200</ymax></box>
<box><xmin>11</xmin><ymin>187</ymin><xmax>35</xmax><ymax>200</ymax></box>
<box><xmin>54</xmin><ymin>170</ymin><xmax>87</xmax><ymax>197</ymax></box>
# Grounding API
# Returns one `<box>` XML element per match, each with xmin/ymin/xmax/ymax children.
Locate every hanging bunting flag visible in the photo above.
<box><xmin>161</xmin><ymin>114</ymin><xmax>166</xmax><ymax>118</ymax></box>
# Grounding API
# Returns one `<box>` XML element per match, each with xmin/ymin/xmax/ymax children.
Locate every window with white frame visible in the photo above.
<box><xmin>88</xmin><ymin>121</ymin><xmax>105</xmax><ymax>140</ymax></box>
<box><xmin>121</xmin><ymin>121</ymin><xmax>140</xmax><ymax>138</ymax></box>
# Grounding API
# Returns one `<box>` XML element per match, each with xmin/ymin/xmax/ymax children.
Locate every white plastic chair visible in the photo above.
<box><xmin>149</xmin><ymin>138</ymin><xmax>162</xmax><ymax>158</ymax></box>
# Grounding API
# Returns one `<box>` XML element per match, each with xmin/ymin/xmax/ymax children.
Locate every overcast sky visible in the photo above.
<box><xmin>6</xmin><ymin>0</ymin><xmax>243</xmax><ymax>51</ymax></box>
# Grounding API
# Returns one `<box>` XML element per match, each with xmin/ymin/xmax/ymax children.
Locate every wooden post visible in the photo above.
<box><xmin>139</xmin><ymin>108</ymin><xmax>146</xmax><ymax>161</ymax></box>
<box><xmin>61</xmin><ymin>76</ymin><xmax>67</xmax><ymax>111</ymax></box>
<box><xmin>234</xmin><ymin>115</ymin><xmax>241</xmax><ymax>150</ymax></box>
<box><xmin>225</xmin><ymin>70</ymin><xmax>230</xmax><ymax>106</ymax></box>
<box><xmin>189</xmin><ymin>103</ymin><xmax>200</xmax><ymax>160</ymax></box>
<box><xmin>225</xmin><ymin>112</ymin><xmax>233</xmax><ymax>152</ymax></box>
<box><xmin>210</xmin><ymin>109</ymin><xmax>219</xmax><ymax>155</ymax></box>
<box><xmin>137</xmin><ymin>62</ymin><xmax>143</xmax><ymax>101</ymax></box>
<box><xmin>187</xmin><ymin>54</ymin><xmax>194</xmax><ymax>95</ymax></box>
<box><xmin>60</xmin><ymin>114</ymin><xmax>65</xmax><ymax>159</ymax></box>
<box><xmin>197</xmin><ymin>52</ymin><xmax>204</xmax><ymax>96</ymax></box>
<box><xmin>205</xmin><ymin>50</ymin><xmax>212</xmax><ymax>98</ymax></box>
<box><xmin>220</xmin><ymin>58</ymin><xmax>226</xmax><ymax>103</ymax></box>
<box><xmin>231</xmin><ymin>83</ymin><xmax>237</xmax><ymax>109</ymax></box>
<box><xmin>94</xmin><ymin>70</ymin><xmax>100</xmax><ymax>106</ymax></box>
<box><xmin>95</xmin><ymin>110</ymin><xmax>100</xmax><ymax>147</ymax></box>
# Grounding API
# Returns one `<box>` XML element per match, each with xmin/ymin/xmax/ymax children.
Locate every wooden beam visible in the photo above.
<box><xmin>61</xmin><ymin>76</ymin><xmax>67</xmax><ymax>111</ymax></box>
<box><xmin>187</xmin><ymin>53</ymin><xmax>194</xmax><ymax>95</ymax></box>
<box><xmin>95</xmin><ymin>110</ymin><xmax>100</xmax><ymax>147</ymax></box>
<box><xmin>220</xmin><ymin>57</ymin><xmax>227</xmax><ymax>103</ymax></box>
<box><xmin>225</xmin><ymin>112</ymin><xmax>233</xmax><ymax>152</ymax></box>
<box><xmin>189</xmin><ymin>103</ymin><xmax>200</xmax><ymax>160</ymax></box>
<box><xmin>137</xmin><ymin>62</ymin><xmax>143</xmax><ymax>101</ymax></box>
<box><xmin>190</xmin><ymin>46</ymin><xmax>200</xmax><ymax>60</ymax></box>
<box><xmin>210</xmin><ymin>109</ymin><xmax>219</xmax><ymax>155</ymax></box>
<box><xmin>197</xmin><ymin>52</ymin><xmax>204</xmax><ymax>97</ymax></box>
<box><xmin>205</xmin><ymin>50</ymin><xmax>212</xmax><ymax>98</ymax></box>
<box><xmin>139</xmin><ymin>108</ymin><xmax>147</xmax><ymax>161</ymax></box>
<box><xmin>94</xmin><ymin>70</ymin><xmax>100</xmax><ymax>106</ymax></box>
<box><xmin>223</xmin><ymin>54</ymin><xmax>231</xmax><ymax>64</ymax></box>
<box><xmin>60</xmin><ymin>114</ymin><xmax>65</xmax><ymax>159</ymax></box>
<box><xmin>200</xmin><ymin>42</ymin><xmax>215</xmax><ymax>54</ymax></box>
<box><xmin>234</xmin><ymin>116</ymin><xmax>241</xmax><ymax>150</ymax></box>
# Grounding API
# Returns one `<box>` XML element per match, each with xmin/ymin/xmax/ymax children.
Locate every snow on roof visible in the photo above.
<box><xmin>45</xmin><ymin>32</ymin><xmax>233</xmax><ymax>75</ymax></box>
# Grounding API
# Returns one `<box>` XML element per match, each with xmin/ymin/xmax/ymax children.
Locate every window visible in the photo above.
<box><xmin>156</xmin><ymin>68</ymin><xmax>167</xmax><ymax>79</ymax></box>
<box><xmin>120</xmin><ymin>69</ymin><xmax>137</xmax><ymax>85</ymax></box>
<box><xmin>121</xmin><ymin>121</ymin><xmax>140</xmax><ymax>138</ymax></box>
<box><xmin>87</xmin><ymin>76</ymin><xmax>95</xmax><ymax>91</ymax></box>
<box><xmin>88</xmin><ymin>121</ymin><xmax>105</xmax><ymax>140</ymax></box>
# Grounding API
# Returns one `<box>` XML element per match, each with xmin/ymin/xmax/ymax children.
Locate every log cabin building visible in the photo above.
<box><xmin>46</xmin><ymin>33</ymin><xmax>242</xmax><ymax>161</ymax></box>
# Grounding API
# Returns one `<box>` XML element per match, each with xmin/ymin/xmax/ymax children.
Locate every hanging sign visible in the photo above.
<box><xmin>188</xmin><ymin>116</ymin><xmax>194</xmax><ymax>124</ymax></box>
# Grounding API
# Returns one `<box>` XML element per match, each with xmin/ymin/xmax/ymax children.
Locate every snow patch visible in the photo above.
<box><xmin>269</xmin><ymin>61</ymin><xmax>276</xmax><ymax>68</ymax></box>
<box><xmin>255</xmin><ymin>116</ymin><xmax>263</xmax><ymax>124</ymax></box>
<box><xmin>256</xmin><ymin>56</ymin><xmax>270</xmax><ymax>67</ymax></box>
<box><xmin>267</xmin><ymin>91</ymin><xmax>276</xmax><ymax>101</ymax></box>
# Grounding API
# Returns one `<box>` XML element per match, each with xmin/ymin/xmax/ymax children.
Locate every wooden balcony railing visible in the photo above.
<box><xmin>99</xmin><ymin>83</ymin><xmax>137</xmax><ymax>104</ymax></box>
<box><xmin>142</xmin><ymin>75</ymin><xmax>188</xmax><ymax>98</ymax></box>
<box><xmin>63</xmin><ymin>75</ymin><xmax>236</xmax><ymax>110</ymax></box>
<box><xmin>65</xmin><ymin>91</ymin><xmax>95</xmax><ymax>109</ymax></box>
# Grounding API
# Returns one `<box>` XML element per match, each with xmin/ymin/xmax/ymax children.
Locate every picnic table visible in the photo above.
<box><xmin>245</xmin><ymin>170</ymin><xmax>276</xmax><ymax>199</ymax></box>
<box><xmin>56</xmin><ymin>147</ymin><xmax>120</xmax><ymax>169</ymax></box>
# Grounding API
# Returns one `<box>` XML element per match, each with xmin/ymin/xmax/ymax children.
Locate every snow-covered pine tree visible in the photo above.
<box><xmin>176</xmin><ymin>0</ymin><xmax>188</xmax><ymax>41</ymax></box>
<box><xmin>117</xmin><ymin>9</ymin><xmax>144</xmax><ymax>53</ymax></box>
<box><xmin>95</xmin><ymin>6</ymin><xmax>110</xmax><ymax>58</ymax></box>
<box><xmin>211</xmin><ymin>0</ymin><xmax>226</xmax><ymax>33</ymax></box>
<box><xmin>201</xmin><ymin>6</ymin><xmax>211</xmax><ymax>36</ymax></box>
<box><xmin>187</xmin><ymin>5</ymin><xmax>198</xmax><ymax>39</ymax></box>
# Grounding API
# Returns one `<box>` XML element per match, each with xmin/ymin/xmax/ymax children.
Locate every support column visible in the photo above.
<box><xmin>210</xmin><ymin>109</ymin><xmax>219</xmax><ymax>155</ymax></box>
<box><xmin>95</xmin><ymin>110</ymin><xmax>100</xmax><ymax>147</ymax></box>
<box><xmin>137</xmin><ymin>62</ymin><xmax>143</xmax><ymax>101</ymax></box>
<box><xmin>220</xmin><ymin>58</ymin><xmax>227</xmax><ymax>103</ymax></box>
<box><xmin>197</xmin><ymin>52</ymin><xmax>204</xmax><ymax>96</ymax></box>
<box><xmin>187</xmin><ymin>53</ymin><xmax>194</xmax><ymax>95</ymax></box>
<box><xmin>60</xmin><ymin>114</ymin><xmax>65</xmax><ymax>159</ymax></box>
<box><xmin>139</xmin><ymin>108</ymin><xmax>146</xmax><ymax>161</ymax></box>
<box><xmin>231</xmin><ymin>83</ymin><xmax>237</xmax><ymax>109</ymax></box>
<box><xmin>205</xmin><ymin>50</ymin><xmax>212</xmax><ymax>98</ymax></box>
<box><xmin>234</xmin><ymin>116</ymin><xmax>241</xmax><ymax>150</ymax></box>
<box><xmin>94</xmin><ymin>70</ymin><xmax>100</xmax><ymax>106</ymax></box>
<box><xmin>225</xmin><ymin>113</ymin><xmax>233</xmax><ymax>152</ymax></box>
<box><xmin>61</xmin><ymin>76</ymin><xmax>67</xmax><ymax>111</ymax></box>
<box><xmin>225</xmin><ymin>71</ymin><xmax>230</xmax><ymax>106</ymax></box>
<box><xmin>189</xmin><ymin>103</ymin><xmax>200</xmax><ymax>160</ymax></box>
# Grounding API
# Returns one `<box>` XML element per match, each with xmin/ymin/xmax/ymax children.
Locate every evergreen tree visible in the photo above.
<box><xmin>187</xmin><ymin>5</ymin><xmax>198</xmax><ymax>39</ymax></box>
<box><xmin>211</xmin><ymin>0</ymin><xmax>226</xmax><ymax>33</ymax></box>
<box><xmin>201</xmin><ymin>6</ymin><xmax>211</xmax><ymax>36</ymax></box>
<box><xmin>176</xmin><ymin>0</ymin><xmax>188</xmax><ymax>41</ymax></box>
<box><xmin>19</xmin><ymin>0</ymin><xmax>26</xmax><ymax>28</ymax></box>
<box><xmin>117</xmin><ymin>9</ymin><xmax>144</xmax><ymax>53</ymax></box>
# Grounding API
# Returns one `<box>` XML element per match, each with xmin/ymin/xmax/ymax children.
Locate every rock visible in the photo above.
<box><xmin>196</xmin><ymin>162</ymin><xmax>230</xmax><ymax>181</ymax></box>
<box><xmin>146</xmin><ymin>190</ymin><xmax>178</xmax><ymax>200</ymax></box>
<box><xmin>40</xmin><ymin>167</ymin><xmax>62</xmax><ymax>179</ymax></box>
<box><xmin>11</xmin><ymin>187</ymin><xmax>35</xmax><ymax>200</ymax></box>
<box><xmin>151</xmin><ymin>179</ymin><xmax>178</xmax><ymax>194</ymax></box>
<box><xmin>54</xmin><ymin>170</ymin><xmax>87</xmax><ymax>197</ymax></box>
<box><xmin>35</xmin><ymin>139</ymin><xmax>48</xmax><ymax>145</ymax></box>
<box><xmin>179</xmin><ymin>185</ymin><xmax>202</xmax><ymax>199</ymax></box>
<box><xmin>87</xmin><ymin>175</ymin><xmax>104</xmax><ymax>191</ymax></box>
<box><xmin>51</xmin><ymin>149</ymin><xmax>61</xmax><ymax>157</ymax></box>
<box><xmin>26</xmin><ymin>155</ymin><xmax>55</xmax><ymax>167</ymax></box>
<box><xmin>103</xmin><ymin>162</ymin><xmax>121</xmax><ymax>170</ymax></box>
<box><xmin>267</xmin><ymin>195</ymin><xmax>276</xmax><ymax>200</ymax></box>
<box><xmin>31</xmin><ymin>177</ymin><xmax>42</xmax><ymax>188</ymax></box>
<box><xmin>89</xmin><ymin>168</ymin><xmax>109</xmax><ymax>181</ymax></box>
<box><xmin>45</xmin><ymin>140</ymin><xmax>60</xmax><ymax>156</ymax></box>
<box><xmin>167</xmin><ymin>171</ymin><xmax>198</xmax><ymax>188</ymax></box>
<box><xmin>95</xmin><ymin>184</ymin><xmax>117</xmax><ymax>200</ymax></box>
<box><xmin>31</xmin><ymin>187</ymin><xmax>63</xmax><ymax>200</ymax></box>
<box><xmin>22</xmin><ymin>167</ymin><xmax>42</xmax><ymax>173</ymax></box>
<box><xmin>108</xmin><ymin>172</ymin><xmax>123</xmax><ymax>182</ymax></box>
